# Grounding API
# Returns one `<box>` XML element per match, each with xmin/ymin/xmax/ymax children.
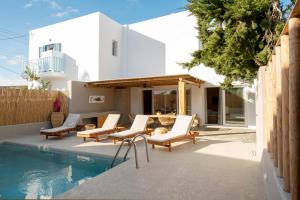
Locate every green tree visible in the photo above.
<box><xmin>21</xmin><ymin>66</ymin><xmax>51</xmax><ymax>90</ymax></box>
<box><xmin>39</xmin><ymin>80</ymin><xmax>51</xmax><ymax>90</ymax></box>
<box><xmin>22</xmin><ymin>66</ymin><xmax>39</xmax><ymax>81</ymax></box>
<box><xmin>182</xmin><ymin>0</ymin><xmax>293</xmax><ymax>88</ymax></box>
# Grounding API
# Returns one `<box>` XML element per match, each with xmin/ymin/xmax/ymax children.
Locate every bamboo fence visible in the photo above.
<box><xmin>0</xmin><ymin>89</ymin><xmax>68</xmax><ymax>126</ymax></box>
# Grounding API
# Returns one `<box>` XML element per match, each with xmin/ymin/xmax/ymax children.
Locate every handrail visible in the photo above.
<box><xmin>124</xmin><ymin>134</ymin><xmax>149</xmax><ymax>162</ymax></box>
<box><xmin>111</xmin><ymin>134</ymin><xmax>150</xmax><ymax>169</ymax></box>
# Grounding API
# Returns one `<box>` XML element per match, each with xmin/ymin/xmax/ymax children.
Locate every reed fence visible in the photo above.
<box><xmin>0</xmin><ymin>89</ymin><xmax>68</xmax><ymax>126</ymax></box>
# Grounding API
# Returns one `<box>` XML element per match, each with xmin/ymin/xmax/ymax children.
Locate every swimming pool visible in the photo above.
<box><xmin>0</xmin><ymin>142</ymin><xmax>122</xmax><ymax>199</ymax></box>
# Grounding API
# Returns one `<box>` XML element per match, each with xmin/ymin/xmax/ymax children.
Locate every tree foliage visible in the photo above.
<box><xmin>182</xmin><ymin>0</ymin><xmax>293</xmax><ymax>88</ymax></box>
<box><xmin>22</xmin><ymin>66</ymin><xmax>51</xmax><ymax>90</ymax></box>
<box><xmin>23</xmin><ymin>66</ymin><xmax>39</xmax><ymax>81</ymax></box>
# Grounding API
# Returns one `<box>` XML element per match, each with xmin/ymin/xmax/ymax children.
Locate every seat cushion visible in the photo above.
<box><xmin>77</xmin><ymin>128</ymin><xmax>111</xmax><ymax>136</ymax></box>
<box><xmin>41</xmin><ymin>126</ymin><xmax>72</xmax><ymax>133</ymax></box>
<box><xmin>110</xmin><ymin>130</ymin><xmax>137</xmax><ymax>138</ymax></box>
<box><xmin>148</xmin><ymin>132</ymin><xmax>185</xmax><ymax>142</ymax></box>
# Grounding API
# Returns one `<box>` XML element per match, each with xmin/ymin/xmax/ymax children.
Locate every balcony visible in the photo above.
<box><xmin>25</xmin><ymin>51</ymin><xmax>65</xmax><ymax>78</ymax></box>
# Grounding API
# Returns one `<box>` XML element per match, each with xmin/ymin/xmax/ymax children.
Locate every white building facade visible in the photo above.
<box><xmin>27</xmin><ymin>11</ymin><xmax>256</xmax><ymax>128</ymax></box>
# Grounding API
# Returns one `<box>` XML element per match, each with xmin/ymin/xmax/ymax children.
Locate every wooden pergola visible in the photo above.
<box><xmin>84</xmin><ymin>74</ymin><xmax>205</xmax><ymax>115</ymax></box>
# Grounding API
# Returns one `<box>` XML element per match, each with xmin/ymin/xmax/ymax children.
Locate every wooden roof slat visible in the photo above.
<box><xmin>84</xmin><ymin>74</ymin><xmax>205</xmax><ymax>88</ymax></box>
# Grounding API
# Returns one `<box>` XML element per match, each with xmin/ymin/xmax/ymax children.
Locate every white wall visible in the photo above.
<box><xmin>129</xmin><ymin>11</ymin><xmax>198</xmax><ymax>75</ymax></box>
<box><xmin>123</xmin><ymin>27</ymin><xmax>165</xmax><ymax>78</ymax></box>
<box><xmin>29</xmin><ymin>12</ymin><xmax>101</xmax><ymax>89</ymax></box>
<box><xmin>98</xmin><ymin>13</ymin><xmax>123</xmax><ymax>80</ymax></box>
<box><xmin>129</xmin><ymin>11</ymin><xmax>224</xmax><ymax>86</ymax></box>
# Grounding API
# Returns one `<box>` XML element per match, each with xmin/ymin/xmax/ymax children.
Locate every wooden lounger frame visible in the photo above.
<box><xmin>77</xmin><ymin>127</ymin><xmax>126</xmax><ymax>142</ymax></box>
<box><xmin>40</xmin><ymin>127</ymin><xmax>78</xmax><ymax>139</ymax></box>
<box><xmin>108</xmin><ymin>128</ymin><xmax>153</xmax><ymax>144</ymax></box>
<box><xmin>148</xmin><ymin>131</ymin><xmax>199</xmax><ymax>152</ymax></box>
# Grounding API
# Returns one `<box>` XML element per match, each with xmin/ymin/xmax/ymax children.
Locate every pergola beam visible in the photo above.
<box><xmin>178</xmin><ymin>78</ymin><xmax>186</xmax><ymax>115</ymax></box>
<box><xmin>84</xmin><ymin>74</ymin><xmax>204</xmax><ymax>88</ymax></box>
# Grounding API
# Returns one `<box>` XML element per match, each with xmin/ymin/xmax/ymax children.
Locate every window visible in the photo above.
<box><xmin>153</xmin><ymin>90</ymin><xmax>177</xmax><ymax>114</ymax></box>
<box><xmin>112</xmin><ymin>40</ymin><xmax>118</xmax><ymax>56</ymax></box>
<box><xmin>224</xmin><ymin>88</ymin><xmax>245</xmax><ymax>125</ymax></box>
<box><xmin>39</xmin><ymin>43</ymin><xmax>61</xmax><ymax>57</ymax></box>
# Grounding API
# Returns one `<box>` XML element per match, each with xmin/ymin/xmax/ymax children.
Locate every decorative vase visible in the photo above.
<box><xmin>51</xmin><ymin>112</ymin><xmax>64</xmax><ymax>128</ymax></box>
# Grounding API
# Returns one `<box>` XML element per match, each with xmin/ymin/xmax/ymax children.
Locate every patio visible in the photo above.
<box><xmin>4</xmin><ymin>128</ymin><xmax>264</xmax><ymax>200</ymax></box>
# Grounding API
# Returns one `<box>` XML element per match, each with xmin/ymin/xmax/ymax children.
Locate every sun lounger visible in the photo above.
<box><xmin>109</xmin><ymin>115</ymin><xmax>149</xmax><ymax>143</ymax></box>
<box><xmin>40</xmin><ymin>113</ymin><xmax>81</xmax><ymax>139</ymax></box>
<box><xmin>77</xmin><ymin>114</ymin><xmax>120</xmax><ymax>142</ymax></box>
<box><xmin>147</xmin><ymin>115</ymin><xmax>196</xmax><ymax>151</ymax></box>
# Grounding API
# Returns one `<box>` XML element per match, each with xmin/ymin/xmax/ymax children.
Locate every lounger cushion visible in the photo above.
<box><xmin>148</xmin><ymin>115</ymin><xmax>193</xmax><ymax>143</ymax></box>
<box><xmin>110</xmin><ymin>115</ymin><xmax>148</xmax><ymax>138</ymax></box>
<box><xmin>130</xmin><ymin>115</ymin><xmax>149</xmax><ymax>132</ymax></box>
<box><xmin>77</xmin><ymin>128</ymin><xmax>111</xmax><ymax>135</ymax></box>
<box><xmin>170</xmin><ymin>115</ymin><xmax>193</xmax><ymax>135</ymax></box>
<box><xmin>41</xmin><ymin>126</ymin><xmax>73</xmax><ymax>133</ymax></box>
<box><xmin>102</xmin><ymin>114</ymin><xmax>120</xmax><ymax>129</ymax></box>
<box><xmin>40</xmin><ymin>113</ymin><xmax>80</xmax><ymax>134</ymax></box>
<box><xmin>63</xmin><ymin>114</ymin><xmax>81</xmax><ymax>128</ymax></box>
<box><xmin>110</xmin><ymin>130</ymin><xmax>137</xmax><ymax>138</ymax></box>
<box><xmin>148</xmin><ymin>132</ymin><xmax>185</xmax><ymax>142</ymax></box>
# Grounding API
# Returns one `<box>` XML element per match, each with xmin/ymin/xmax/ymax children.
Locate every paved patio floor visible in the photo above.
<box><xmin>4</xmin><ymin>128</ymin><xmax>265</xmax><ymax>200</ymax></box>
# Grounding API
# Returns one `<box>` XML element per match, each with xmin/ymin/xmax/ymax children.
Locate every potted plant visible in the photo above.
<box><xmin>50</xmin><ymin>98</ymin><xmax>64</xmax><ymax>127</ymax></box>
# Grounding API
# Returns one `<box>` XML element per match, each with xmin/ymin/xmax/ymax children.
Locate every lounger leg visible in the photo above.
<box><xmin>152</xmin><ymin>144</ymin><xmax>155</xmax><ymax>149</ymax></box>
<box><xmin>46</xmin><ymin>135</ymin><xmax>48</xmax><ymax>140</ymax></box>
<box><xmin>168</xmin><ymin>141</ymin><xmax>172</xmax><ymax>152</ymax></box>
<box><xmin>113</xmin><ymin>138</ymin><xmax>116</xmax><ymax>144</ymax></box>
<box><xmin>96</xmin><ymin>136</ymin><xmax>99</xmax><ymax>142</ymax></box>
<box><xmin>83</xmin><ymin>137</ymin><xmax>86</xmax><ymax>142</ymax></box>
<box><xmin>193</xmin><ymin>134</ymin><xmax>196</xmax><ymax>144</ymax></box>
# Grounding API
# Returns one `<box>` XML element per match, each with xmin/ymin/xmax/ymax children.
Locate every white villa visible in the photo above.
<box><xmin>27</xmin><ymin>11</ymin><xmax>256</xmax><ymax>128</ymax></box>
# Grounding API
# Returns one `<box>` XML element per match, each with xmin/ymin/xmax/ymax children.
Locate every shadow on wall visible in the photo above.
<box><xmin>81</xmin><ymin>71</ymin><xmax>91</xmax><ymax>82</ymax></box>
<box><xmin>125</xmin><ymin>27</ymin><xmax>166</xmax><ymax>77</ymax></box>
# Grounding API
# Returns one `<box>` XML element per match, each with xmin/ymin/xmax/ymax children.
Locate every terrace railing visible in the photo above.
<box><xmin>24</xmin><ymin>51</ymin><xmax>64</xmax><ymax>78</ymax></box>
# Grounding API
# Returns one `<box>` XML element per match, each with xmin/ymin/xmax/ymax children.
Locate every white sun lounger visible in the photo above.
<box><xmin>109</xmin><ymin>115</ymin><xmax>149</xmax><ymax>143</ymax></box>
<box><xmin>77</xmin><ymin>114</ymin><xmax>120</xmax><ymax>142</ymax></box>
<box><xmin>40</xmin><ymin>113</ymin><xmax>81</xmax><ymax>139</ymax></box>
<box><xmin>147</xmin><ymin>115</ymin><xmax>196</xmax><ymax>151</ymax></box>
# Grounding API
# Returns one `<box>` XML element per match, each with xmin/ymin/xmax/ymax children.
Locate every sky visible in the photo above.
<box><xmin>0</xmin><ymin>0</ymin><xmax>187</xmax><ymax>86</ymax></box>
<box><xmin>0</xmin><ymin>0</ymin><xmax>294</xmax><ymax>86</ymax></box>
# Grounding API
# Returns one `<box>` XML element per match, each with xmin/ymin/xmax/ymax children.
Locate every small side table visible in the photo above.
<box><xmin>154</xmin><ymin>127</ymin><xmax>168</xmax><ymax>135</ymax></box>
<box><xmin>85</xmin><ymin>124</ymin><xmax>96</xmax><ymax>130</ymax></box>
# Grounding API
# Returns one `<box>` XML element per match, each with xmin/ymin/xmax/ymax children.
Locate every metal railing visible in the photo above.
<box><xmin>24</xmin><ymin>53</ymin><xmax>64</xmax><ymax>74</ymax></box>
<box><xmin>111</xmin><ymin>134</ymin><xmax>150</xmax><ymax>169</ymax></box>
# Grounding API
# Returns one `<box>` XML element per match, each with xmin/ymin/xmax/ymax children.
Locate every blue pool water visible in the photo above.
<box><xmin>0</xmin><ymin>142</ymin><xmax>122</xmax><ymax>199</ymax></box>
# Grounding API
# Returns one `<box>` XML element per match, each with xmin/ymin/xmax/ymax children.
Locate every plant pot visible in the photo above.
<box><xmin>51</xmin><ymin>112</ymin><xmax>64</xmax><ymax>128</ymax></box>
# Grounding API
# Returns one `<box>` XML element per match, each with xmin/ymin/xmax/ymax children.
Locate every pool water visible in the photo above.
<box><xmin>0</xmin><ymin>142</ymin><xmax>122</xmax><ymax>199</ymax></box>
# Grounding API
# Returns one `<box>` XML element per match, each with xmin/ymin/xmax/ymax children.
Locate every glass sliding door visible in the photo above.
<box><xmin>153</xmin><ymin>90</ymin><xmax>177</xmax><ymax>114</ymax></box>
<box><xmin>224</xmin><ymin>88</ymin><xmax>245</xmax><ymax>125</ymax></box>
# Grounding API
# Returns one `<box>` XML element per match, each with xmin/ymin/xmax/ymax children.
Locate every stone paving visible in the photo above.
<box><xmin>4</xmin><ymin>127</ymin><xmax>264</xmax><ymax>200</ymax></box>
